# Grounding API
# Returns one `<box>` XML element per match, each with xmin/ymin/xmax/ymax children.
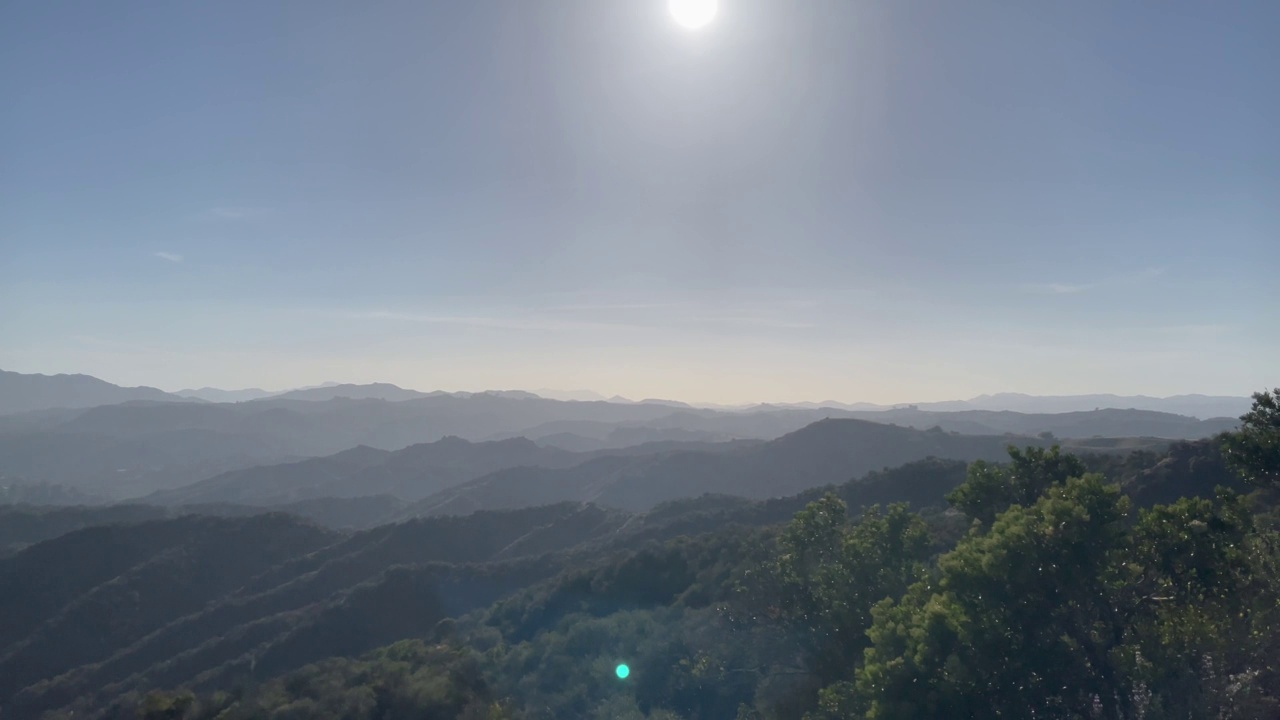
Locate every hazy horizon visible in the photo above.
<box><xmin>0</xmin><ymin>367</ymin><xmax>1258</xmax><ymax>409</ymax></box>
<box><xmin>3</xmin><ymin>1</ymin><xmax>1276</xmax><ymax>405</ymax></box>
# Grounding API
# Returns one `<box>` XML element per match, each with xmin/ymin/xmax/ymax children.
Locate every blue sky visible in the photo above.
<box><xmin>2</xmin><ymin>0</ymin><xmax>1276</xmax><ymax>403</ymax></box>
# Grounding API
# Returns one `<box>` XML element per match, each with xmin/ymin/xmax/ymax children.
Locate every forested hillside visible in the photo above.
<box><xmin>0</xmin><ymin>388</ymin><xmax>1272</xmax><ymax>719</ymax></box>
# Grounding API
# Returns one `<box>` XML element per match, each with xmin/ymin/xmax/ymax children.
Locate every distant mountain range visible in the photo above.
<box><xmin>174</xmin><ymin>386</ymin><xmax>278</xmax><ymax>402</ymax></box>
<box><xmin>518</xmin><ymin>406</ymin><xmax>1236</xmax><ymax>452</ymax></box>
<box><xmin>145</xmin><ymin>416</ymin><xmax>1189</xmax><ymax>523</ymax></box>
<box><xmin>2</xmin><ymin>370</ymin><xmax>1250</xmax><ymax>418</ymax></box>
<box><xmin>402</xmin><ymin>419</ymin><xmax>1129</xmax><ymax>517</ymax></box>
<box><xmin>0</xmin><ymin>394</ymin><xmax>740</xmax><ymax>499</ymax></box>
<box><xmin>770</xmin><ymin>392</ymin><xmax>1251</xmax><ymax>419</ymax></box>
<box><xmin>269</xmin><ymin>382</ymin><xmax>441</xmax><ymax>402</ymax></box>
<box><xmin>0</xmin><ymin>370</ymin><xmax>1242</xmax><ymax>502</ymax></box>
<box><xmin>840</xmin><ymin>406</ymin><xmax>1237</xmax><ymax>438</ymax></box>
<box><xmin>0</xmin><ymin>370</ymin><xmax>193</xmax><ymax>415</ymax></box>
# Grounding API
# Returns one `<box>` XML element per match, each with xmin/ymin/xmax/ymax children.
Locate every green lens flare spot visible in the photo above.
<box><xmin>615</xmin><ymin>663</ymin><xmax>630</xmax><ymax>679</ymax></box>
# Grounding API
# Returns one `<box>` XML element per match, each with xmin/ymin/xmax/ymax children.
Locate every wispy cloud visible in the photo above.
<box><xmin>337</xmin><ymin>310</ymin><xmax>623</xmax><ymax>333</ymax></box>
<box><xmin>338</xmin><ymin>303</ymin><xmax>818</xmax><ymax>334</ymax></box>
<box><xmin>1028</xmin><ymin>282</ymin><xmax>1093</xmax><ymax>295</ymax></box>
<box><xmin>153</xmin><ymin>251</ymin><xmax>184</xmax><ymax>263</ymax></box>
<box><xmin>1125</xmin><ymin>266</ymin><xmax>1166</xmax><ymax>282</ymax></box>
<box><xmin>545</xmin><ymin>302</ymin><xmax>683</xmax><ymax>312</ymax></box>
<box><xmin>205</xmin><ymin>206</ymin><xmax>266</xmax><ymax>221</ymax></box>
<box><xmin>1150</xmin><ymin>323</ymin><xmax>1233</xmax><ymax>337</ymax></box>
<box><xmin>1022</xmin><ymin>266</ymin><xmax>1166</xmax><ymax>296</ymax></box>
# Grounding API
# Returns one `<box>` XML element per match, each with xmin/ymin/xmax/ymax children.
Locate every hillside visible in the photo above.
<box><xmin>0</xmin><ymin>497</ymin><xmax>412</xmax><ymax>557</ymax></box>
<box><xmin>0</xmin><ymin>435</ymin><xmax>1250</xmax><ymax>719</ymax></box>
<box><xmin>0</xmin><ymin>514</ymin><xmax>340</xmax><ymax>708</ymax></box>
<box><xmin>406</xmin><ymin>419</ymin><xmax>1047</xmax><ymax>515</ymax></box>
<box><xmin>0</xmin><ymin>503</ymin><xmax>630</xmax><ymax>718</ymax></box>
<box><xmin>147</xmin><ymin>437</ymin><xmax>581</xmax><ymax>505</ymax></box>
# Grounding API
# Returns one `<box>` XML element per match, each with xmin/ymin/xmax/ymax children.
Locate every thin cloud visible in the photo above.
<box><xmin>337</xmin><ymin>310</ymin><xmax>624</xmax><ymax>333</ymax></box>
<box><xmin>546</xmin><ymin>302</ymin><xmax>683</xmax><ymax>312</ymax></box>
<box><xmin>1047</xmin><ymin>283</ymin><xmax>1092</xmax><ymax>294</ymax></box>
<box><xmin>153</xmin><ymin>252</ymin><xmax>184</xmax><ymax>263</ymax></box>
<box><xmin>1022</xmin><ymin>267</ymin><xmax>1166</xmax><ymax>295</ymax></box>
<box><xmin>338</xmin><ymin>305</ymin><xmax>816</xmax><ymax>333</ymax></box>
<box><xmin>205</xmin><ymin>206</ymin><xmax>265</xmax><ymax>220</ymax></box>
<box><xmin>1125</xmin><ymin>266</ymin><xmax>1167</xmax><ymax>282</ymax></box>
<box><xmin>684</xmin><ymin>315</ymin><xmax>817</xmax><ymax>329</ymax></box>
<box><xmin>1151</xmin><ymin>323</ymin><xmax>1233</xmax><ymax>336</ymax></box>
<box><xmin>1025</xmin><ymin>282</ymin><xmax>1093</xmax><ymax>295</ymax></box>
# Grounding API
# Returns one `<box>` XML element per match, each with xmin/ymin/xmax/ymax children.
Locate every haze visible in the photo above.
<box><xmin>1</xmin><ymin>5</ymin><xmax>1279</xmax><ymax>717</ymax></box>
<box><xmin>2</xmin><ymin>1</ymin><xmax>1276</xmax><ymax>404</ymax></box>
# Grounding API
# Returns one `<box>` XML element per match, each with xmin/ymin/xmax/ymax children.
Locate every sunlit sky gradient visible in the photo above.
<box><xmin>2</xmin><ymin>1</ymin><xmax>1276</xmax><ymax>404</ymax></box>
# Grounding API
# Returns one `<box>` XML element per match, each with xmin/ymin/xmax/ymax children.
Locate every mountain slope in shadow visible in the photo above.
<box><xmin>406</xmin><ymin>419</ymin><xmax>1046</xmax><ymax>516</ymax></box>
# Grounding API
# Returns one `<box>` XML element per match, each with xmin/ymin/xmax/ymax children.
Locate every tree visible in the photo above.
<box><xmin>728</xmin><ymin>494</ymin><xmax>933</xmax><ymax>717</ymax></box>
<box><xmin>859</xmin><ymin>475</ymin><xmax>1134</xmax><ymax>719</ymax></box>
<box><xmin>1115</xmin><ymin>491</ymin><xmax>1280</xmax><ymax>718</ymax></box>
<box><xmin>946</xmin><ymin>445</ymin><xmax>1087</xmax><ymax>525</ymax></box>
<box><xmin>1221</xmin><ymin>388</ymin><xmax>1280</xmax><ymax>486</ymax></box>
<box><xmin>859</xmin><ymin>472</ymin><xmax>1280</xmax><ymax>720</ymax></box>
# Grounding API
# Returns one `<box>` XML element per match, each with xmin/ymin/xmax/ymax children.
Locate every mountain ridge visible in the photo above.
<box><xmin>3</xmin><ymin>370</ymin><xmax>1252</xmax><ymax>419</ymax></box>
<box><xmin>0</xmin><ymin>384</ymin><xmax>1240</xmax><ymax>502</ymax></box>
<box><xmin>403</xmin><ymin>419</ymin><xmax>1048</xmax><ymax>516</ymax></box>
<box><xmin>0</xmin><ymin>370</ymin><xmax>195</xmax><ymax>416</ymax></box>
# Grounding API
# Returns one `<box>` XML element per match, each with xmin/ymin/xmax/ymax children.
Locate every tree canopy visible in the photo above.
<box><xmin>1222</xmin><ymin>388</ymin><xmax>1280</xmax><ymax>486</ymax></box>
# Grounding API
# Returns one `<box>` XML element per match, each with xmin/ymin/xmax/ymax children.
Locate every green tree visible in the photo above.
<box><xmin>1116</xmin><ymin>491</ymin><xmax>1280</xmax><ymax>718</ymax></box>
<box><xmin>1221</xmin><ymin>388</ymin><xmax>1280</xmax><ymax>486</ymax></box>
<box><xmin>774</xmin><ymin>497</ymin><xmax>931</xmax><ymax>681</ymax></box>
<box><xmin>859</xmin><ymin>475</ymin><xmax>1133</xmax><ymax>719</ymax></box>
<box><xmin>859</xmin><ymin>476</ymin><xmax>1280</xmax><ymax>719</ymax></box>
<box><xmin>946</xmin><ymin>445</ymin><xmax>1087</xmax><ymax>525</ymax></box>
<box><xmin>733</xmin><ymin>495</ymin><xmax>932</xmax><ymax>717</ymax></box>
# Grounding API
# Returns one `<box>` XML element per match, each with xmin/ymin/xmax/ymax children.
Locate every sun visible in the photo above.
<box><xmin>669</xmin><ymin>0</ymin><xmax>718</xmax><ymax>30</ymax></box>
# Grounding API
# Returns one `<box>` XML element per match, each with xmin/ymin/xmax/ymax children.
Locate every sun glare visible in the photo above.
<box><xmin>669</xmin><ymin>0</ymin><xmax>718</xmax><ymax>30</ymax></box>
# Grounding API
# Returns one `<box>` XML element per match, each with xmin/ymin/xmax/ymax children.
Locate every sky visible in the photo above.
<box><xmin>1</xmin><ymin>0</ymin><xmax>1277</xmax><ymax>404</ymax></box>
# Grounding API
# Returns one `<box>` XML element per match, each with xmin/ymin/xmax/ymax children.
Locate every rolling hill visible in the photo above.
<box><xmin>0</xmin><ymin>376</ymin><xmax>1240</xmax><ymax>502</ymax></box>
<box><xmin>145</xmin><ymin>436</ymin><xmax>760</xmax><ymax>508</ymax></box>
<box><xmin>146</xmin><ymin>437</ymin><xmax>580</xmax><ymax>506</ymax></box>
<box><xmin>405</xmin><ymin>419</ymin><xmax>1048</xmax><ymax>516</ymax></box>
<box><xmin>0</xmin><ymin>435</ymin><xmax>1245</xmax><ymax>719</ymax></box>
